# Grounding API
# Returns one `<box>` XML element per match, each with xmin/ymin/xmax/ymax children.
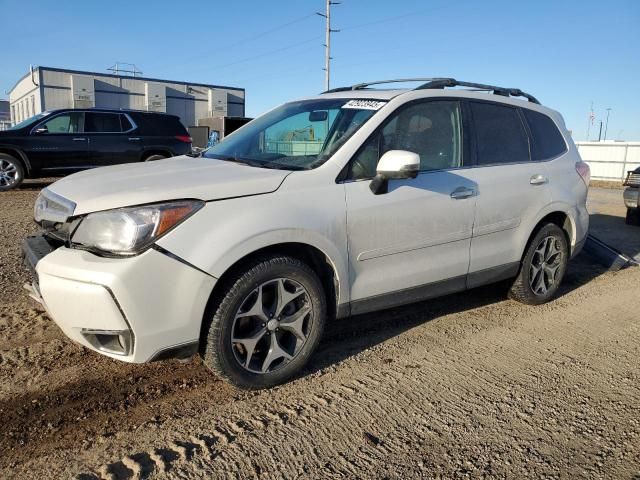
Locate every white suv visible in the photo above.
<box><xmin>23</xmin><ymin>78</ymin><xmax>590</xmax><ymax>389</ymax></box>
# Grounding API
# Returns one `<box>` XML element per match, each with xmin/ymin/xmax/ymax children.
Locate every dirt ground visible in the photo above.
<box><xmin>0</xmin><ymin>180</ymin><xmax>639</xmax><ymax>479</ymax></box>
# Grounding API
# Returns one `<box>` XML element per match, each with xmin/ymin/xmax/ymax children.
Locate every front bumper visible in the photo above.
<box><xmin>22</xmin><ymin>236</ymin><xmax>216</xmax><ymax>363</ymax></box>
<box><xmin>623</xmin><ymin>187</ymin><xmax>639</xmax><ymax>209</ymax></box>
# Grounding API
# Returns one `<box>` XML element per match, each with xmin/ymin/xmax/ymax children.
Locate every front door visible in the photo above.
<box><xmin>343</xmin><ymin>99</ymin><xmax>476</xmax><ymax>314</ymax></box>
<box><xmin>25</xmin><ymin>111</ymin><xmax>88</xmax><ymax>173</ymax></box>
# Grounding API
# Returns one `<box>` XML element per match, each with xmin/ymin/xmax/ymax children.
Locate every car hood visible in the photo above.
<box><xmin>47</xmin><ymin>156</ymin><xmax>292</xmax><ymax>215</ymax></box>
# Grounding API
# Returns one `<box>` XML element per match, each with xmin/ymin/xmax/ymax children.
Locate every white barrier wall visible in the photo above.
<box><xmin>575</xmin><ymin>142</ymin><xmax>640</xmax><ymax>181</ymax></box>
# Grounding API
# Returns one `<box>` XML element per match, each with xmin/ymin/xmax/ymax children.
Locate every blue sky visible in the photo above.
<box><xmin>1</xmin><ymin>0</ymin><xmax>638</xmax><ymax>140</ymax></box>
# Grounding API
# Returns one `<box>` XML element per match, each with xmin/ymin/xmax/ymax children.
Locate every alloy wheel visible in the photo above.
<box><xmin>529</xmin><ymin>235</ymin><xmax>563</xmax><ymax>296</ymax></box>
<box><xmin>0</xmin><ymin>159</ymin><xmax>19</xmax><ymax>188</ymax></box>
<box><xmin>231</xmin><ymin>278</ymin><xmax>313</xmax><ymax>374</ymax></box>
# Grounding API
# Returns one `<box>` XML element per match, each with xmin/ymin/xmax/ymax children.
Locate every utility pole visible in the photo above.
<box><xmin>597</xmin><ymin>120</ymin><xmax>603</xmax><ymax>141</ymax></box>
<box><xmin>317</xmin><ymin>1</ymin><xmax>340</xmax><ymax>91</ymax></box>
<box><xmin>604</xmin><ymin>108</ymin><xmax>612</xmax><ymax>141</ymax></box>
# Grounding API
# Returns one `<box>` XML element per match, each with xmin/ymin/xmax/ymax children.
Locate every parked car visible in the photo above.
<box><xmin>22</xmin><ymin>78</ymin><xmax>590</xmax><ymax>389</ymax></box>
<box><xmin>0</xmin><ymin>108</ymin><xmax>192</xmax><ymax>190</ymax></box>
<box><xmin>623</xmin><ymin>167</ymin><xmax>640</xmax><ymax>225</ymax></box>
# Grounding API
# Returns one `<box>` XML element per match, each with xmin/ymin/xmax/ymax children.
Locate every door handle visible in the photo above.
<box><xmin>72</xmin><ymin>137</ymin><xmax>86</xmax><ymax>141</ymax></box>
<box><xmin>450</xmin><ymin>187</ymin><xmax>475</xmax><ymax>199</ymax></box>
<box><xmin>530</xmin><ymin>174</ymin><xmax>548</xmax><ymax>185</ymax></box>
<box><xmin>128</xmin><ymin>137</ymin><xmax>141</xmax><ymax>141</ymax></box>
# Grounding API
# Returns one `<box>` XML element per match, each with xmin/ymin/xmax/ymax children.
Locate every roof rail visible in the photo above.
<box><xmin>415</xmin><ymin>78</ymin><xmax>540</xmax><ymax>104</ymax></box>
<box><xmin>323</xmin><ymin>77</ymin><xmax>540</xmax><ymax>104</ymax></box>
<box><xmin>323</xmin><ymin>77</ymin><xmax>448</xmax><ymax>94</ymax></box>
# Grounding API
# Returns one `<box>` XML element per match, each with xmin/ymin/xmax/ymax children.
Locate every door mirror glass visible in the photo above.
<box><xmin>33</xmin><ymin>126</ymin><xmax>48</xmax><ymax>135</ymax></box>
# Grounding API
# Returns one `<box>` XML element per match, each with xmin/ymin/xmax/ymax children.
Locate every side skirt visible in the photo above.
<box><xmin>344</xmin><ymin>262</ymin><xmax>520</xmax><ymax>318</ymax></box>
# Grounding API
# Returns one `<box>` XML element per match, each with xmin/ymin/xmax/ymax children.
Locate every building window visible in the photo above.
<box><xmin>30</xmin><ymin>95</ymin><xmax>35</xmax><ymax>117</ymax></box>
<box><xmin>11</xmin><ymin>105</ymin><xmax>15</xmax><ymax>124</ymax></box>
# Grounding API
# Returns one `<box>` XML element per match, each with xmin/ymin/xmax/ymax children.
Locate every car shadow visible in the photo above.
<box><xmin>589</xmin><ymin>213</ymin><xmax>640</xmax><ymax>261</ymax></box>
<box><xmin>18</xmin><ymin>178</ymin><xmax>58</xmax><ymax>191</ymax></box>
<box><xmin>307</xmin><ymin>252</ymin><xmax>609</xmax><ymax>376</ymax></box>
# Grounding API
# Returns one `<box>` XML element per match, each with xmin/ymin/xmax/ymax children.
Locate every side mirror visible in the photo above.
<box><xmin>33</xmin><ymin>126</ymin><xmax>48</xmax><ymax>135</ymax></box>
<box><xmin>309</xmin><ymin>110</ymin><xmax>328</xmax><ymax>122</ymax></box>
<box><xmin>370</xmin><ymin>150</ymin><xmax>420</xmax><ymax>194</ymax></box>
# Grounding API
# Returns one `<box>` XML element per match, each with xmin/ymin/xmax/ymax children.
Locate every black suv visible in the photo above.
<box><xmin>0</xmin><ymin>108</ymin><xmax>192</xmax><ymax>191</ymax></box>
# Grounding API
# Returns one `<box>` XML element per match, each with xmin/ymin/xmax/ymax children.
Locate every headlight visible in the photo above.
<box><xmin>71</xmin><ymin>200</ymin><xmax>203</xmax><ymax>255</ymax></box>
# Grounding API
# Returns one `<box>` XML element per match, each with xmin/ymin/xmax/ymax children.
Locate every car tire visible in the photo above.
<box><xmin>0</xmin><ymin>153</ymin><xmax>25</xmax><ymax>191</ymax></box>
<box><xmin>625</xmin><ymin>208</ymin><xmax>640</xmax><ymax>226</ymax></box>
<box><xmin>201</xmin><ymin>255</ymin><xmax>326</xmax><ymax>389</ymax></box>
<box><xmin>508</xmin><ymin>223</ymin><xmax>569</xmax><ymax>306</ymax></box>
<box><xmin>144</xmin><ymin>154</ymin><xmax>167</xmax><ymax>162</ymax></box>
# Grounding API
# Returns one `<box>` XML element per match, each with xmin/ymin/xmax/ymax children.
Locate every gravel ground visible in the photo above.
<box><xmin>0</xmin><ymin>182</ymin><xmax>639</xmax><ymax>479</ymax></box>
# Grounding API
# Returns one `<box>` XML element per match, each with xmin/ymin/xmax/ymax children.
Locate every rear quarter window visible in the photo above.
<box><xmin>134</xmin><ymin>114</ymin><xmax>188</xmax><ymax>136</ymax></box>
<box><xmin>522</xmin><ymin>109</ymin><xmax>567</xmax><ymax>160</ymax></box>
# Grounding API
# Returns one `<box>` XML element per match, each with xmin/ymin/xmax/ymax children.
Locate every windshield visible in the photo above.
<box><xmin>7</xmin><ymin>112</ymin><xmax>50</xmax><ymax>131</ymax></box>
<box><xmin>204</xmin><ymin>98</ymin><xmax>384</xmax><ymax>170</ymax></box>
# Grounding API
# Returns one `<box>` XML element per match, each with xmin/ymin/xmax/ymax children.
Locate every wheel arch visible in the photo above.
<box><xmin>140</xmin><ymin>149</ymin><xmax>173</xmax><ymax>161</ymax></box>
<box><xmin>521</xmin><ymin>208</ymin><xmax>574</xmax><ymax>261</ymax></box>
<box><xmin>198</xmin><ymin>241</ymin><xmax>344</xmax><ymax>351</ymax></box>
<box><xmin>0</xmin><ymin>146</ymin><xmax>31</xmax><ymax>176</ymax></box>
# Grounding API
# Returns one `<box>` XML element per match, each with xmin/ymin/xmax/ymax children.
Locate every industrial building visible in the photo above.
<box><xmin>0</xmin><ymin>100</ymin><xmax>10</xmax><ymax>130</ymax></box>
<box><xmin>8</xmin><ymin>66</ymin><xmax>246</xmax><ymax>131</ymax></box>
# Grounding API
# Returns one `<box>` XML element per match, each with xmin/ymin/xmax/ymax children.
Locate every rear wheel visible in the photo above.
<box><xmin>509</xmin><ymin>223</ymin><xmax>569</xmax><ymax>305</ymax></box>
<box><xmin>144</xmin><ymin>154</ymin><xmax>168</xmax><ymax>162</ymax></box>
<box><xmin>0</xmin><ymin>154</ymin><xmax>25</xmax><ymax>191</ymax></box>
<box><xmin>201</xmin><ymin>255</ymin><xmax>326</xmax><ymax>389</ymax></box>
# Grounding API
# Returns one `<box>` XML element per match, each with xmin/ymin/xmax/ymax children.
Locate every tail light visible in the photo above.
<box><xmin>175</xmin><ymin>135</ymin><xmax>192</xmax><ymax>143</ymax></box>
<box><xmin>575</xmin><ymin>161</ymin><xmax>590</xmax><ymax>186</ymax></box>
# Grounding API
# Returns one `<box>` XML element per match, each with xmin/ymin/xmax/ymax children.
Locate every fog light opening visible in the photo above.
<box><xmin>81</xmin><ymin>329</ymin><xmax>133</xmax><ymax>356</ymax></box>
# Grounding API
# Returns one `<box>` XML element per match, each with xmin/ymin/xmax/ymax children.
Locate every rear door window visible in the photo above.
<box><xmin>85</xmin><ymin>112</ymin><xmax>123</xmax><ymax>133</ymax></box>
<box><xmin>522</xmin><ymin>109</ymin><xmax>567</xmax><ymax>160</ymax></box>
<box><xmin>470</xmin><ymin>102</ymin><xmax>530</xmax><ymax>165</ymax></box>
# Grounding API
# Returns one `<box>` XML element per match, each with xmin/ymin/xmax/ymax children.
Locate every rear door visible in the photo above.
<box><xmin>85</xmin><ymin>112</ymin><xmax>140</xmax><ymax>166</ymax></box>
<box><xmin>24</xmin><ymin>111</ymin><xmax>88</xmax><ymax>173</ymax></box>
<box><xmin>464</xmin><ymin>100</ymin><xmax>551</xmax><ymax>286</ymax></box>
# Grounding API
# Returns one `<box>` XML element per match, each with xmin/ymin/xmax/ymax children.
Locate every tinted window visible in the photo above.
<box><xmin>133</xmin><ymin>113</ymin><xmax>188</xmax><ymax>136</ymax></box>
<box><xmin>348</xmin><ymin>100</ymin><xmax>462</xmax><ymax>179</ymax></box>
<box><xmin>471</xmin><ymin>102</ymin><xmax>529</xmax><ymax>165</ymax></box>
<box><xmin>120</xmin><ymin>114</ymin><xmax>133</xmax><ymax>131</ymax></box>
<box><xmin>40</xmin><ymin>112</ymin><xmax>83</xmax><ymax>134</ymax></box>
<box><xmin>522</xmin><ymin>109</ymin><xmax>566</xmax><ymax>160</ymax></box>
<box><xmin>85</xmin><ymin>112</ymin><xmax>122</xmax><ymax>133</ymax></box>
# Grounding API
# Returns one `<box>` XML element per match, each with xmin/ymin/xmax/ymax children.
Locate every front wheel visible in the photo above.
<box><xmin>201</xmin><ymin>255</ymin><xmax>326</xmax><ymax>389</ymax></box>
<box><xmin>0</xmin><ymin>153</ymin><xmax>25</xmax><ymax>191</ymax></box>
<box><xmin>509</xmin><ymin>223</ymin><xmax>569</xmax><ymax>305</ymax></box>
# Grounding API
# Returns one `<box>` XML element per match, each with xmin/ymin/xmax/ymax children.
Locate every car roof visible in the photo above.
<box><xmin>44</xmin><ymin>107</ymin><xmax>177</xmax><ymax>117</ymax></box>
<box><xmin>300</xmin><ymin>79</ymin><xmax>565</xmax><ymax>129</ymax></box>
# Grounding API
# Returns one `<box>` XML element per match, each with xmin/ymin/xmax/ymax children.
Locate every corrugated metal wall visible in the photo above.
<box><xmin>575</xmin><ymin>142</ymin><xmax>640</xmax><ymax>181</ymax></box>
<box><xmin>9</xmin><ymin>68</ymin><xmax>245</xmax><ymax>128</ymax></box>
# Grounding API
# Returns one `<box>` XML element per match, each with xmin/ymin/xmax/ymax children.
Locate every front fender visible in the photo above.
<box><xmin>157</xmin><ymin>186</ymin><xmax>349</xmax><ymax>305</ymax></box>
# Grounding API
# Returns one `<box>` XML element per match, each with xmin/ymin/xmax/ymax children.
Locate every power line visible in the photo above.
<box><xmin>146</xmin><ymin>13</ymin><xmax>316</xmax><ymax>71</ymax></box>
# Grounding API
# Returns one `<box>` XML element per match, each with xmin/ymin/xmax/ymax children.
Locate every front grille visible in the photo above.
<box><xmin>623</xmin><ymin>171</ymin><xmax>640</xmax><ymax>187</ymax></box>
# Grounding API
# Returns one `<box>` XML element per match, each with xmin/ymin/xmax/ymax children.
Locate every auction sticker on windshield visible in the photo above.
<box><xmin>342</xmin><ymin>100</ymin><xmax>387</xmax><ymax>110</ymax></box>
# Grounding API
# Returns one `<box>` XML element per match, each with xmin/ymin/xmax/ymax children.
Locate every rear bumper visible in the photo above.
<box><xmin>22</xmin><ymin>236</ymin><xmax>215</xmax><ymax>363</ymax></box>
